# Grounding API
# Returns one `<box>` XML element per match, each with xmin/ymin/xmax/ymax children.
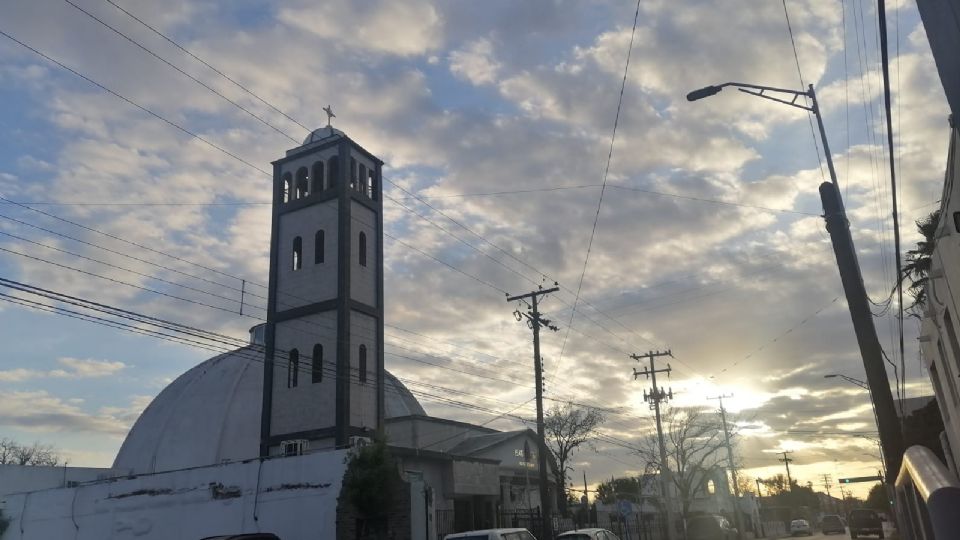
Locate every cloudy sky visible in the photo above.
<box><xmin>0</xmin><ymin>0</ymin><xmax>949</xmax><ymax>498</ymax></box>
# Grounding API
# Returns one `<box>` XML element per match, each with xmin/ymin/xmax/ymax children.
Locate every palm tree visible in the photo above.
<box><xmin>902</xmin><ymin>209</ymin><xmax>940</xmax><ymax>314</ymax></box>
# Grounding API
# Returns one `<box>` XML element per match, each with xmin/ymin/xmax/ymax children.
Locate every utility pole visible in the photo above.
<box><xmin>755</xmin><ymin>478</ymin><xmax>766</xmax><ymax>538</ymax></box>
<box><xmin>632</xmin><ymin>350</ymin><xmax>677</xmax><ymax>540</ymax></box>
<box><xmin>508</xmin><ymin>286</ymin><xmax>560</xmax><ymax>540</ymax></box>
<box><xmin>709</xmin><ymin>394</ymin><xmax>743</xmax><ymax>540</ymax></box>
<box><xmin>778</xmin><ymin>451</ymin><xmax>794</xmax><ymax>490</ymax></box>
<box><xmin>820</xmin><ymin>182</ymin><xmax>905</xmax><ymax>481</ymax></box>
<box><xmin>820</xmin><ymin>474</ymin><xmax>834</xmax><ymax>512</ymax></box>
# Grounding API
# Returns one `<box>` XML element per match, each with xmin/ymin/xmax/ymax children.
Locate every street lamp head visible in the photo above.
<box><xmin>824</xmin><ymin>374</ymin><xmax>838</xmax><ymax>379</ymax></box>
<box><xmin>686</xmin><ymin>85</ymin><xmax>724</xmax><ymax>101</ymax></box>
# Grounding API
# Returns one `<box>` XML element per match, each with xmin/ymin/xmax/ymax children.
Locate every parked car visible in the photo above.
<box><xmin>849</xmin><ymin>508</ymin><xmax>884</xmax><ymax>539</ymax></box>
<box><xmin>557</xmin><ymin>528</ymin><xmax>621</xmax><ymax>540</ymax></box>
<box><xmin>789</xmin><ymin>519</ymin><xmax>812</xmax><ymax>536</ymax></box>
<box><xmin>443</xmin><ymin>529</ymin><xmax>537</xmax><ymax>540</ymax></box>
<box><xmin>820</xmin><ymin>514</ymin><xmax>846</xmax><ymax>535</ymax></box>
<box><xmin>686</xmin><ymin>514</ymin><xmax>738</xmax><ymax>540</ymax></box>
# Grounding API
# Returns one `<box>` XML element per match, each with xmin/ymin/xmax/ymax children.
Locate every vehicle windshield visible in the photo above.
<box><xmin>823</xmin><ymin>515</ymin><xmax>842</xmax><ymax>525</ymax></box>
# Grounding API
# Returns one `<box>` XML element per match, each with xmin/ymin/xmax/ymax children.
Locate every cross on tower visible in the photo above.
<box><xmin>323</xmin><ymin>105</ymin><xmax>336</xmax><ymax>127</ymax></box>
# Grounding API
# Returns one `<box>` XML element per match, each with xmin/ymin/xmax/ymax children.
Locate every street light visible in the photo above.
<box><xmin>686</xmin><ymin>82</ymin><xmax>838</xmax><ymax>188</ymax></box>
<box><xmin>824</xmin><ymin>374</ymin><xmax>869</xmax><ymax>390</ymax></box>
<box><xmin>687</xmin><ymin>79</ymin><xmax>906</xmax><ymax>481</ymax></box>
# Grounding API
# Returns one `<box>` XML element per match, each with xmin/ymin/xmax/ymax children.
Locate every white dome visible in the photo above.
<box><xmin>302</xmin><ymin>126</ymin><xmax>345</xmax><ymax>145</ymax></box>
<box><xmin>113</xmin><ymin>346</ymin><xmax>425</xmax><ymax>474</ymax></box>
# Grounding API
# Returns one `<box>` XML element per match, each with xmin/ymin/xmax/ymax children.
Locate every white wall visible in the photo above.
<box><xmin>0</xmin><ymin>449</ymin><xmax>348</xmax><ymax>540</ymax></box>
<box><xmin>0</xmin><ymin>465</ymin><xmax>127</xmax><ymax>498</ymax></box>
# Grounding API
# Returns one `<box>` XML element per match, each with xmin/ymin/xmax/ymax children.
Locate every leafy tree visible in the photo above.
<box><xmin>865</xmin><ymin>483</ymin><xmax>891</xmax><ymax>513</ymax></box>
<box><xmin>0</xmin><ymin>438</ymin><xmax>62</xmax><ymax>466</ymax></box>
<box><xmin>544</xmin><ymin>402</ymin><xmax>604</xmax><ymax>507</ymax></box>
<box><xmin>341</xmin><ymin>437</ymin><xmax>398</xmax><ymax>519</ymax></box>
<box><xmin>634</xmin><ymin>407</ymin><xmax>730</xmax><ymax>520</ymax></box>
<box><xmin>597</xmin><ymin>476</ymin><xmax>644</xmax><ymax>504</ymax></box>
<box><xmin>761</xmin><ymin>474</ymin><xmax>789</xmax><ymax>496</ymax></box>
<box><xmin>902</xmin><ymin>209</ymin><xmax>940</xmax><ymax>313</ymax></box>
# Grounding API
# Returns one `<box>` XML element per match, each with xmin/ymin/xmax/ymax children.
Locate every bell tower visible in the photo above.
<box><xmin>260</xmin><ymin>121</ymin><xmax>384</xmax><ymax>455</ymax></box>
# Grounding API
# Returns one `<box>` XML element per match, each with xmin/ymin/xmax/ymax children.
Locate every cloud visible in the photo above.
<box><xmin>449</xmin><ymin>38</ymin><xmax>500</xmax><ymax>85</ymax></box>
<box><xmin>0</xmin><ymin>357</ymin><xmax>125</xmax><ymax>382</ymax></box>
<box><xmin>0</xmin><ymin>391</ymin><xmax>141</xmax><ymax>436</ymax></box>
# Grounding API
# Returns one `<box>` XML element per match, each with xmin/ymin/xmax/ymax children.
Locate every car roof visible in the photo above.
<box><xmin>445</xmin><ymin>529</ymin><xmax>530</xmax><ymax>538</ymax></box>
<box><xmin>559</xmin><ymin>529</ymin><xmax>608</xmax><ymax>535</ymax></box>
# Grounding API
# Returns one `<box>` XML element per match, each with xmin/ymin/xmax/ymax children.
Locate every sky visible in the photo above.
<box><xmin>0</xmin><ymin>0</ymin><xmax>950</xmax><ymax>500</ymax></box>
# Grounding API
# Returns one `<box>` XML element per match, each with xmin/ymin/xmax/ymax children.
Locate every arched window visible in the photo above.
<box><xmin>288</xmin><ymin>348</ymin><xmax>299</xmax><ymax>388</ymax></box>
<box><xmin>314</xmin><ymin>230</ymin><xmax>325</xmax><ymax>264</ymax></box>
<box><xmin>706</xmin><ymin>479</ymin><xmax>716</xmax><ymax>495</ymax></box>
<box><xmin>358</xmin><ymin>232</ymin><xmax>367</xmax><ymax>267</ymax></box>
<box><xmin>292</xmin><ymin>236</ymin><xmax>302</xmax><ymax>270</ymax></box>
<box><xmin>350</xmin><ymin>158</ymin><xmax>357</xmax><ymax>191</ymax></box>
<box><xmin>358</xmin><ymin>164</ymin><xmax>367</xmax><ymax>196</ymax></box>
<box><xmin>311</xmin><ymin>161</ymin><xmax>324</xmax><ymax>191</ymax></box>
<box><xmin>295</xmin><ymin>167</ymin><xmax>309</xmax><ymax>199</ymax></box>
<box><xmin>312</xmin><ymin>344</ymin><xmax>323</xmax><ymax>383</ymax></box>
<box><xmin>327</xmin><ymin>156</ymin><xmax>339</xmax><ymax>189</ymax></box>
<box><xmin>281</xmin><ymin>172</ymin><xmax>292</xmax><ymax>203</ymax></box>
<box><xmin>358</xmin><ymin>344</ymin><xmax>367</xmax><ymax>384</ymax></box>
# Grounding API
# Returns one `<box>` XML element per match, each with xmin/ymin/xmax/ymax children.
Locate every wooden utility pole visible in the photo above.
<box><xmin>709</xmin><ymin>394</ymin><xmax>743</xmax><ymax>540</ymax></box>
<box><xmin>755</xmin><ymin>478</ymin><xmax>766</xmax><ymax>538</ymax></box>
<box><xmin>778</xmin><ymin>451</ymin><xmax>794</xmax><ymax>489</ymax></box>
<box><xmin>632</xmin><ymin>350</ymin><xmax>677</xmax><ymax>540</ymax></box>
<box><xmin>820</xmin><ymin>182</ymin><xmax>905</xmax><ymax>480</ymax></box>
<box><xmin>508</xmin><ymin>286</ymin><xmax>559</xmax><ymax>540</ymax></box>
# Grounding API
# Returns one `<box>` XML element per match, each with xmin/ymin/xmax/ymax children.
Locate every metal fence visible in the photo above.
<box><xmin>895</xmin><ymin>445</ymin><xmax>960</xmax><ymax>539</ymax></box>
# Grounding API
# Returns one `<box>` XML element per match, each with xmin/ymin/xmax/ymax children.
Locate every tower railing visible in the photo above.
<box><xmin>895</xmin><ymin>445</ymin><xmax>960</xmax><ymax>539</ymax></box>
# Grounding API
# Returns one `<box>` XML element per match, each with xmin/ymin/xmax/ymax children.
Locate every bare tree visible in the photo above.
<box><xmin>544</xmin><ymin>403</ymin><xmax>604</xmax><ymax>506</ymax></box>
<box><xmin>0</xmin><ymin>438</ymin><xmax>62</xmax><ymax>466</ymax></box>
<box><xmin>635</xmin><ymin>407</ymin><xmax>729</xmax><ymax>520</ymax></box>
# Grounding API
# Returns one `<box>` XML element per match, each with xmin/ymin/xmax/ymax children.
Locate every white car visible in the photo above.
<box><xmin>444</xmin><ymin>529</ymin><xmax>537</xmax><ymax>540</ymax></box>
<box><xmin>557</xmin><ymin>528</ymin><xmax>622</xmax><ymax>540</ymax></box>
<box><xmin>790</xmin><ymin>519</ymin><xmax>813</xmax><ymax>536</ymax></box>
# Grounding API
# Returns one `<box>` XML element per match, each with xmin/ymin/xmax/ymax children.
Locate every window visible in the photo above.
<box><xmin>295</xmin><ymin>167</ymin><xmax>309</xmax><ymax>199</ymax></box>
<box><xmin>359</xmin><ymin>344</ymin><xmax>367</xmax><ymax>383</ymax></box>
<box><xmin>314</xmin><ymin>230</ymin><xmax>325</xmax><ymax>264</ymax></box>
<box><xmin>311</xmin><ymin>161</ymin><xmax>324</xmax><ymax>191</ymax></box>
<box><xmin>288</xmin><ymin>348</ymin><xmax>299</xmax><ymax>388</ymax></box>
<box><xmin>312</xmin><ymin>344</ymin><xmax>323</xmax><ymax>383</ymax></box>
<box><xmin>943</xmin><ymin>310</ymin><xmax>960</xmax><ymax>405</ymax></box>
<box><xmin>368</xmin><ymin>169</ymin><xmax>376</xmax><ymax>200</ymax></box>
<box><xmin>281</xmin><ymin>172</ymin><xmax>292</xmax><ymax>203</ymax></box>
<box><xmin>292</xmin><ymin>236</ymin><xmax>302</xmax><ymax>270</ymax></box>
<box><xmin>931</xmin><ymin>360</ymin><xmax>950</xmax><ymax>420</ymax></box>
<box><xmin>327</xmin><ymin>156</ymin><xmax>339</xmax><ymax>189</ymax></box>
<box><xmin>359</xmin><ymin>232</ymin><xmax>367</xmax><ymax>267</ymax></box>
<box><xmin>358</xmin><ymin>164</ymin><xmax>367</xmax><ymax>196</ymax></box>
<box><xmin>350</xmin><ymin>157</ymin><xmax>357</xmax><ymax>190</ymax></box>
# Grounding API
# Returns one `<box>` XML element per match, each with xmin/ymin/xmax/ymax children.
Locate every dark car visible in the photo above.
<box><xmin>201</xmin><ymin>535</ymin><xmax>281</xmax><ymax>540</ymax></box>
<box><xmin>848</xmin><ymin>508</ymin><xmax>884</xmax><ymax>539</ymax></box>
<box><xmin>820</xmin><ymin>514</ymin><xmax>845</xmax><ymax>535</ymax></box>
<box><xmin>686</xmin><ymin>514</ymin><xmax>738</xmax><ymax>540</ymax></box>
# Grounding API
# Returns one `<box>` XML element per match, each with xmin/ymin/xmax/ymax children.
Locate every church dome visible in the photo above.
<box><xmin>113</xmin><ymin>343</ymin><xmax>425</xmax><ymax>474</ymax></box>
<box><xmin>302</xmin><ymin>126</ymin><xmax>345</xmax><ymax>145</ymax></box>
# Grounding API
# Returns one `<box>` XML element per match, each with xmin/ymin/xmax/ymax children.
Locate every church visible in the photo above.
<box><xmin>0</xmin><ymin>126</ymin><xmax>558</xmax><ymax>539</ymax></box>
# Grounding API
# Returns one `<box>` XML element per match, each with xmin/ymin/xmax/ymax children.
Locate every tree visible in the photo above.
<box><xmin>634</xmin><ymin>407</ymin><xmax>730</xmax><ymax>520</ymax></box>
<box><xmin>902</xmin><ymin>209</ymin><xmax>940</xmax><ymax>313</ymax></box>
<box><xmin>341</xmin><ymin>437</ymin><xmax>398</xmax><ymax>520</ymax></box>
<box><xmin>736</xmin><ymin>472</ymin><xmax>756</xmax><ymax>495</ymax></box>
<box><xmin>902</xmin><ymin>397</ymin><xmax>947</xmax><ymax>462</ymax></box>
<box><xmin>761</xmin><ymin>474</ymin><xmax>789</xmax><ymax>496</ymax></box>
<box><xmin>865</xmin><ymin>483</ymin><xmax>891</xmax><ymax>513</ymax></box>
<box><xmin>544</xmin><ymin>402</ymin><xmax>604</xmax><ymax>508</ymax></box>
<box><xmin>0</xmin><ymin>438</ymin><xmax>62</xmax><ymax>466</ymax></box>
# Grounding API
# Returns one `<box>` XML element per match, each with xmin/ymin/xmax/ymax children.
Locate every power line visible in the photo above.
<box><xmin>554</xmin><ymin>0</ymin><xmax>645</xmax><ymax>380</ymax></box>
<box><xmin>101</xmin><ymin>0</ymin><xmax>313</xmax><ymax>133</ymax></box>
<box><xmin>781</xmin><ymin>0</ymin><xmax>827</xmax><ymax>182</ymax></box>
<box><xmin>60</xmin><ymin>0</ymin><xmax>301</xmax><ymax>144</ymax></box>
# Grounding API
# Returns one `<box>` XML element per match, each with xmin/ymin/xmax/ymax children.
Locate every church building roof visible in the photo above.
<box><xmin>113</xmin><ymin>345</ymin><xmax>425</xmax><ymax>474</ymax></box>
